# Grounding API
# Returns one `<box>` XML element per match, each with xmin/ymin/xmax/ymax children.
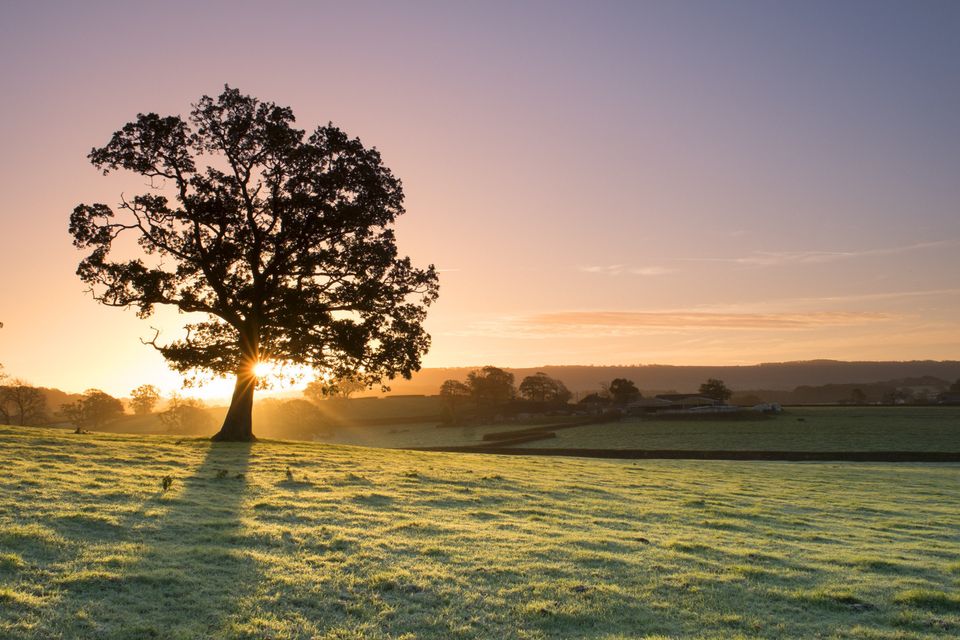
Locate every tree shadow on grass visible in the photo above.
<box><xmin>54</xmin><ymin>443</ymin><xmax>257</xmax><ymax>639</ymax></box>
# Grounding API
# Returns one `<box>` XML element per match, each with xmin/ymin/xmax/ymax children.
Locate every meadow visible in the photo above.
<box><xmin>514</xmin><ymin>407</ymin><xmax>960</xmax><ymax>452</ymax></box>
<box><xmin>1</xmin><ymin>425</ymin><xmax>958</xmax><ymax>639</ymax></box>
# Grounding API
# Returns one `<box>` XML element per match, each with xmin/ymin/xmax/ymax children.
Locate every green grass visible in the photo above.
<box><xmin>1</xmin><ymin>425</ymin><xmax>958</xmax><ymax>639</ymax></box>
<box><xmin>515</xmin><ymin>407</ymin><xmax>960</xmax><ymax>451</ymax></box>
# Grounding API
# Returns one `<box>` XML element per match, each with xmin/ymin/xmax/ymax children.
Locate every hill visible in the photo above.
<box><xmin>1</xmin><ymin>425</ymin><xmax>958</xmax><ymax>638</ymax></box>
<box><xmin>374</xmin><ymin>360</ymin><xmax>960</xmax><ymax>397</ymax></box>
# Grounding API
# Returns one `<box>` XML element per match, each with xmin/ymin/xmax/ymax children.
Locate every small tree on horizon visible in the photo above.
<box><xmin>0</xmin><ymin>381</ymin><xmax>48</xmax><ymax>426</ymax></box>
<box><xmin>130</xmin><ymin>384</ymin><xmax>161</xmax><ymax>415</ymax></box>
<box><xmin>438</xmin><ymin>379</ymin><xmax>472</xmax><ymax>423</ymax></box>
<box><xmin>466</xmin><ymin>366</ymin><xmax>515</xmax><ymax>409</ymax></box>
<box><xmin>303</xmin><ymin>375</ymin><xmax>367</xmax><ymax>403</ymax></box>
<box><xmin>60</xmin><ymin>389</ymin><xmax>124</xmax><ymax>431</ymax></box>
<box><xmin>518</xmin><ymin>372</ymin><xmax>572</xmax><ymax>404</ymax></box>
<box><xmin>699</xmin><ymin>378</ymin><xmax>733</xmax><ymax>404</ymax></box>
<box><xmin>69</xmin><ymin>87</ymin><xmax>439</xmax><ymax>441</ymax></box>
<box><xmin>607</xmin><ymin>378</ymin><xmax>641</xmax><ymax>404</ymax></box>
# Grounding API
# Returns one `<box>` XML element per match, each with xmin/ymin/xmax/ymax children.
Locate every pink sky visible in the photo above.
<box><xmin>1</xmin><ymin>2</ymin><xmax>959</xmax><ymax>398</ymax></box>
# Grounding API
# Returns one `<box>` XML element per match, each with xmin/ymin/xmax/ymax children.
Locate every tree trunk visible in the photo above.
<box><xmin>212</xmin><ymin>369</ymin><xmax>256</xmax><ymax>441</ymax></box>
<box><xmin>211</xmin><ymin>324</ymin><xmax>260</xmax><ymax>442</ymax></box>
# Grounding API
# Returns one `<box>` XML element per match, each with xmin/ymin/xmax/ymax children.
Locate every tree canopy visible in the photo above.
<box><xmin>130</xmin><ymin>384</ymin><xmax>161</xmax><ymax>415</ymax></box>
<box><xmin>607</xmin><ymin>378</ymin><xmax>641</xmax><ymax>404</ymax></box>
<box><xmin>466</xmin><ymin>366</ymin><xmax>515</xmax><ymax>406</ymax></box>
<box><xmin>699</xmin><ymin>378</ymin><xmax>733</xmax><ymax>403</ymax></box>
<box><xmin>0</xmin><ymin>381</ymin><xmax>47</xmax><ymax>426</ymax></box>
<box><xmin>61</xmin><ymin>389</ymin><xmax>124</xmax><ymax>431</ymax></box>
<box><xmin>69</xmin><ymin>87</ymin><xmax>439</xmax><ymax>440</ymax></box>
<box><xmin>518</xmin><ymin>372</ymin><xmax>572</xmax><ymax>404</ymax></box>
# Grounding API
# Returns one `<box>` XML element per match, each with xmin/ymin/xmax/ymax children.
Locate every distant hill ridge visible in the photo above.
<box><xmin>376</xmin><ymin>360</ymin><xmax>960</xmax><ymax>396</ymax></box>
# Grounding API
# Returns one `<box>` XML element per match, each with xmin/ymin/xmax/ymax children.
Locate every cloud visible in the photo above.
<box><xmin>782</xmin><ymin>287</ymin><xmax>960</xmax><ymax>305</ymax></box>
<box><xmin>692</xmin><ymin>240</ymin><xmax>957</xmax><ymax>267</ymax></box>
<box><xmin>451</xmin><ymin>310</ymin><xmax>891</xmax><ymax>339</ymax></box>
<box><xmin>579</xmin><ymin>265</ymin><xmax>675</xmax><ymax>276</ymax></box>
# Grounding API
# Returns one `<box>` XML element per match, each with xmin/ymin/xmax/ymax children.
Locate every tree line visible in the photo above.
<box><xmin>437</xmin><ymin>369</ymin><xmax>736</xmax><ymax>423</ymax></box>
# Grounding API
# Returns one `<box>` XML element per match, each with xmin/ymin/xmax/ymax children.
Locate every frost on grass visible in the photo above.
<box><xmin>0</xmin><ymin>425</ymin><xmax>958</xmax><ymax>639</ymax></box>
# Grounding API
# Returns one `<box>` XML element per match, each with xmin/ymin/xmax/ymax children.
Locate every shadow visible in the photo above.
<box><xmin>54</xmin><ymin>443</ymin><xmax>257</xmax><ymax>639</ymax></box>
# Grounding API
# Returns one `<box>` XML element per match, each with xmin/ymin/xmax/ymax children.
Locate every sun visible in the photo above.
<box><xmin>253</xmin><ymin>361</ymin><xmax>273</xmax><ymax>378</ymax></box>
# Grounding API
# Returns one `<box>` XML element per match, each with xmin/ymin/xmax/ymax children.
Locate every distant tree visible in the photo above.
<box><xmin>130</xmin><ymin>384</ymin><xmax>162</xmax><ymax>415</ymax></box>
<box><xmin>68</xmin><ymin>86</ymin><xmax>439</xmax><ymax>441</ymax></box>
<box><xmin>60</xmin><ymin>389</ymin><xmax>124</xmax><ymax>431</ymax></box>
<box><xmin>466</xmin><ymin>366</ymin><xmax>515</xmax><ymax>407</ymax></box>
<box><xmin>698</xmin><ymin>378</ymin><xmax>732</xmax><ymax>404</ymax></box>
<box><xmin>303</xmin><ymin>375</ymin><xmax>367</xmax><ymax>402</ymax></box>
<box><xmin>0</xmin><ymin>381</ymin><xmax>48</xmax><ymax>426</ymax></box>
<box><xmin>850</xmin><ymin>388</ymin><xmax>867</xmax><ymax>405</ymax></box>
<box><xmin>439</xmin><ymin>379</ymin><xmax>472</xmax><ymax>424</ymax></box>
<box><xmin>951</xmin><ymin>378</ymin><xmax>960</xmax><ymax>393</ymax></box>
<box><xmin>607</xmin><ymin>378</ymin><xmax>641</xmax><ymax>404</ymax></box>
<box><xmin>158</xmin><ymin>394</ymin><xmax>214</xmax><ymax>434</ymax></box>
<box><xmin>440</xmin><ymin>379</ymin><xmax>471</xmax><ymax>400</ymax></box>
<box><xmin>518</xmin><ymin>372</ymin><xmax>572</xmax><ymax>404</ymax></box>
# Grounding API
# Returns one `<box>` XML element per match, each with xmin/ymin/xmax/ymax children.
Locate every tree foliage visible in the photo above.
<box><xmin>699</xmin><ymin>378</ymin><xmax>733</xmax><ymax>403</ymax></box>
<box><xmin>518</xmin><ymin>372</ymin><xmax>572</xmax><ymax>404</ymax></box>
<box><xmin>0</xmin><ymin>381</ymin><xmax>47</xmax><ymax>426</ymax></box>
<box><xmin>438</xmin><ymin>379</ymin><xmax>472</xmax><ymax>424</ymax></box>
<box><xmin>607</xmin><ymin>378</ymin><xmax>641</xmax><ymax>404</ymax></box>
<box><xmin>466</xmin><ymin>366</ymin><xmax>515</xmax><ymax>406</ymax></box>
<box><xmin>69</xmin><ymin>87</ymin><xmax>439</xmax><ymax>440</ymax></box>
<box><xmin>439</xmin><ymin>379</ymin><xmax>471</xmax><ymax>401</ymax></box>
<box><xmin>130</xmin><ymin>384</ymin><xmax>162</xmax><ymax>415</ymax></box>
<box><xmin>60</xmin><ymin>389</ymin><xmax>124</xmax><ymax>430</ymax></box>
<box><xmin>303</xmin><ymin>375</ymin><xmax>367</xmax><ymax>402</ymax></box>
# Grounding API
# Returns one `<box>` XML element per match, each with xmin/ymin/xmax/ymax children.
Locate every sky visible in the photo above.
<box><xmin>1</xmin><ymin>1</ymin><xmax>959</xmax><ymax>399</ymax></box>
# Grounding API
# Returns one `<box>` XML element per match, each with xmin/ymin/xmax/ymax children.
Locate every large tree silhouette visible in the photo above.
<box><xmin>70</xmin><ymin>87</ymin><xmax>439</xmax><ymax>441</ymax></box>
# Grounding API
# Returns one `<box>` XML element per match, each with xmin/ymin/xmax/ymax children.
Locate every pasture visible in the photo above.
<box><xmin>1</xmin><ymin>425</ymin><xmax>958</xmax><ymax>639</ymax></box>
<box><xmin>514</xmin><ymin>407</ymin><xmax>960</xmax><ymax>452</ymax></box>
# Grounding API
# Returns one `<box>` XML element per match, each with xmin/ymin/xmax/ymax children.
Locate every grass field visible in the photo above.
<box><xmin>1</xmin><ymin>425</ymin><xmax>959</xmax><ymax>639</ymax></box>
<box><xmin>513</xmin><ymin>407</ymin><xmax>960</xmax><ymax>452</ymax></box>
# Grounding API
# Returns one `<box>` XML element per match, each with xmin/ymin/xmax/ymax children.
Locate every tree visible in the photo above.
<box><xmin>607</xmin><ymin>378</ymin><xmax>640</xmax><ymax>404</ymax></box>
<box><xmin>951</xmin><ymin>378</ymin><xmax>960</xmax><ymax>393</ymax></box>
<box><xmin>0</xmin><ymin>381</ymin><xmax>47</xmax><ymax>426</ymax></box>
<box><xmin>850</xmin><ymin>388</ymin><xmax>867</xmax><ymax>405</ymax></box>
<box><xmin>303</xmin><ymin>375</ymin><xmax>367</xmax><ymax>402</ymax></box>
<box><xmin>130</xmin><ymin>384</ymin><xmax>162</xmax><ymax>415</ymax></box>
<box><xmin>699</xmin><ymin>378</ymin><xmax>732</xmax><ymax>404</ymax></box>
<box><xmin>518</xmin><ymin>372</ymin><xmax>572</xmax><ymax>404</ymax></box>
<box><xmin>69</xmin><ymin>87</ymin><xmax>439</xmax><ymax>441</ymax></box>
<box><xmin>60</xmin><ymin>389</ymin><xmax>124</xmax><ymax>431</ymax></box>
<box><xmin>158</xmin><ymin>393</ymin><xmax>214</xmax><ymax>434</ymax></box>
<box><xmin>439</xmin><ymin>379</ymin><xmax>472</xmax><ymax>423</ymax></box>
<box><xmin>466</xmin><ymin>366</ymin><xmax>515</xmax><ymax>407</ymax></box>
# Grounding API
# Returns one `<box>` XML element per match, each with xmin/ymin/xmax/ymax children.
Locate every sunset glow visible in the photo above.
<box><xmin>1</xmin><ymin>2</ymin><xmax>958</xmax><ymax>399</ymax></box>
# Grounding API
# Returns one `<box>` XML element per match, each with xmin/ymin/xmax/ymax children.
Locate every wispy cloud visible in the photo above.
<box><xmin>691</xmin><ymin>240</ymin><xmax>957</xmax><ymax>267</ymax></box>
<box><xmin>450</xmin><ymin>310</ymin><xmax>891</xmax><ymax>339</ymax></box>
<box><xmin>782</xmin><ymin>287</ymin><xmax>960</xmax><ymax>305</ymax></box>
<box><xmin>579</xmin><ymin>265</ymin><xmax>675</xmax><ymax>276</ymax></box>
